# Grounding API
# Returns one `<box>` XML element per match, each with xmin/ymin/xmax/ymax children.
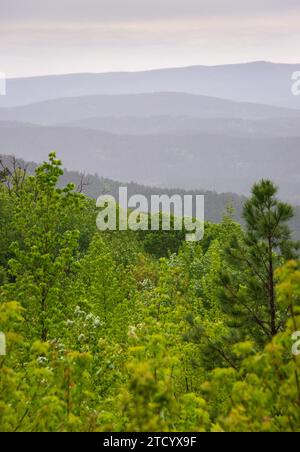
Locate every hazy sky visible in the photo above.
<box><xmin>1</xmin><ymin>0</ymin><xmax>300</xmax><ymax>77</ymax></box>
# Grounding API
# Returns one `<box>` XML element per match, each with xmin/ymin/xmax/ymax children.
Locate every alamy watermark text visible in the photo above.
<box><xmin>96</xmin><ymin>188</ymin><xmax>204</xmax><ymax>242</ymax></box>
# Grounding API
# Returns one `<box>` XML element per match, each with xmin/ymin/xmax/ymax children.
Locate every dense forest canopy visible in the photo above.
<box><xmin>0</xmin><ymin>154</ymin><xmax>300</xmax><ymax>432</ymax></box>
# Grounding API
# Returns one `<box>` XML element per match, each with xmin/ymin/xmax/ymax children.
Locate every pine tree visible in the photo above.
<box><xmin>219</xmin><ymin>179</ymin><xmax>299</xmax><ymax>345</ymax></box>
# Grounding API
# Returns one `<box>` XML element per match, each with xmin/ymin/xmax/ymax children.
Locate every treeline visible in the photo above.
<box><xmin>0</xmin><ymin>153</ymin><xmax>245</xmax><ymax>222</ymax></box>
<box><xmin>2</xmin><ymin>153</ymin><xmax>300</xmax><ymax>240</ymax></box>
<box><xmin>0</xmin><ymin>154</ymin><xmax>300</xmax><ymax>432</ymax></box>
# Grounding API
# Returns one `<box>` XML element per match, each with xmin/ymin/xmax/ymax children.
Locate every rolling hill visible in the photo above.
<box><xmin>1</xmin><ymin>61</ymin><xmax>300</xmax><ymax>109</ymax></box>
<box><xmin>0</xmin><ymin>122</ymin><xmax>300</xmax><ymax>203</ymax></box>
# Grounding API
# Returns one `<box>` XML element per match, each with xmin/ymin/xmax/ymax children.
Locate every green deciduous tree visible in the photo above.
<box><xmin>1</xmin><ymin>154</ymin><xmax>84</xmax><ymax>340</ymax></box>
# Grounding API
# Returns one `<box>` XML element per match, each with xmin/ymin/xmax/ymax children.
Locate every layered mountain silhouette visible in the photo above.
<box><xmin>0</xmin><ymin>122</ymin><xmax>299</xmax><ymax>202</ymax></box>
<box><xmin>0</xmin><ymin>62</ymin><xmax>299</xmax><ymax>204</ymax></box>
<box><xmin>1</xmin><ymin>61</ymin><xmax>300</xmax><ymax>109</ymax></box>
<box><xmin>1</xmin><ymin>92</ymin><xmax>300</xmax><ymax>125</ymax></box>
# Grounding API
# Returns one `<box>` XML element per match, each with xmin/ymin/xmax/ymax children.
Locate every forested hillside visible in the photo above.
<box><xmin>2</xmin><ymin>154</ymin><xmax>300</xmax><ymax>238</ymax></box>
<box><xmin>1</xmin><ymin>154</ymin><xmax>300</xmax><ymax>432</ymax></box>
<box><xmin>0</xmin><ymin>154</ymin><xmax>247</xmax><ymax>224</ymax></box>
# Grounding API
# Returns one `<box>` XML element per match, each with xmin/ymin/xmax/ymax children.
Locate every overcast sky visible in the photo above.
<box><xmin>1</xmin><ymin>0</ymin><xmax>300</xmax><ymax>77</ymax></box>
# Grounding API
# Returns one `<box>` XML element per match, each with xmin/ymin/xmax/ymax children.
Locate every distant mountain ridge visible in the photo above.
<box><xmin>1</xmin><ymin>63</ymin><xmax>299</xmax><ymax>208</ymax></box>
<box><xmin>1</xmin><ymin>61</ymin><xmax>300</xmax><ymax>109</ymax></box>
<box><xmin>1</xmin><ymin>92</ymin><xmax>300</xmax><ymax>126</ymax></box>
<box><xmin>0</xmin><ymin>122</ymin><xmax>300</xmax><ymax>203</ymax></box>
<box><xmin>59</xmin><ymin>116</ymin><xmax>300</xmax><ymax>138</ymax></box>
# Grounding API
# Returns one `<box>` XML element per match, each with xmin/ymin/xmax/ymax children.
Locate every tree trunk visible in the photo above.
<box><xmin>268</xmin><ymin>237</ymin><xmax>277</xmax><ymax>336</ymax></box>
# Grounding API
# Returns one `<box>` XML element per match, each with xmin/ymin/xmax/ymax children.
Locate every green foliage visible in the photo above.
<box><xmin>1</xmin><ymin>159</ymin><xmax>299</xmax><ymax>432</ymax></box>
<box><xmin>203</xmin><ymin>261</ymin><xmax>300</xmax><ymax>432</ymax></box>
<box><xmin>219</xmin><ymin>180</ymin><xmax>299</xmax><ymax>347</ymax></box>
<box><xmin>137</xmin><ymin>213</ymin><xmax>186</xmax><ymax>258</ymax></box>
